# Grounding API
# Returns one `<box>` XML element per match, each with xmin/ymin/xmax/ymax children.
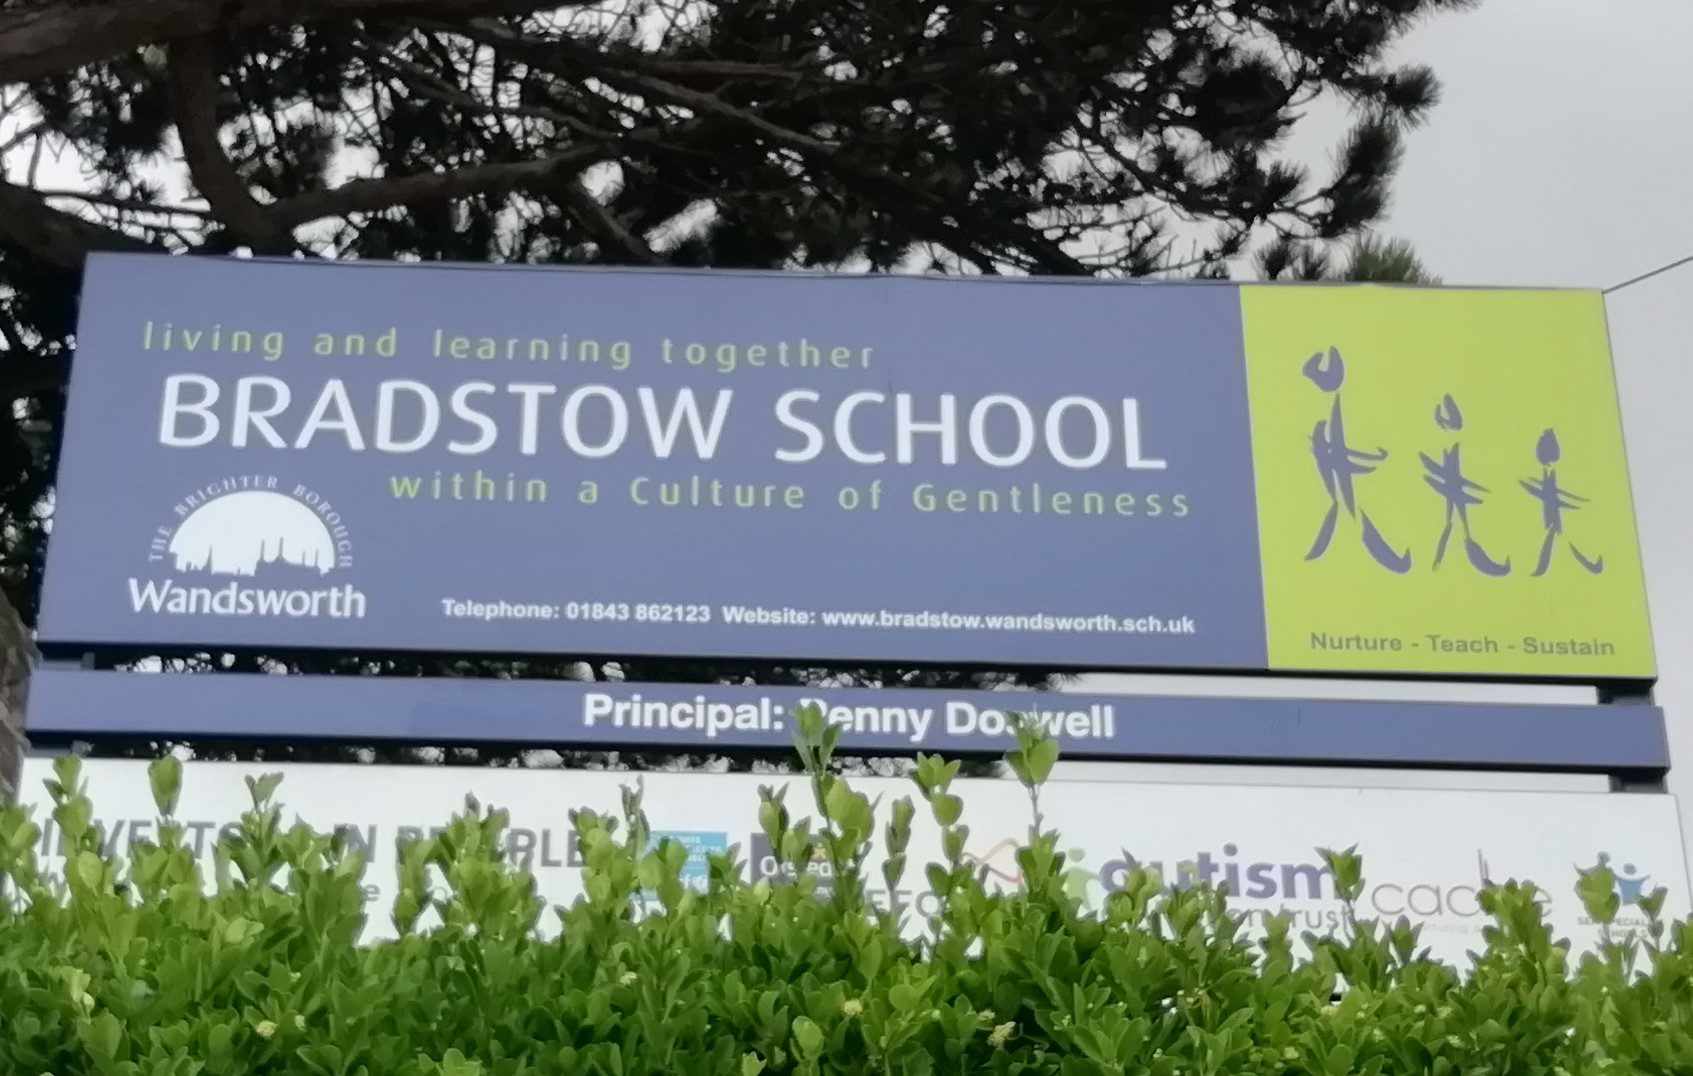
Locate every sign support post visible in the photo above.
<box><xmin>0</xmin><ymin>589</ymin><xmax>33</xmax><ymax>804</ymax></box>
<box><xmin>1599</xmin><ymin>683</ymin><xmax>1667</xmax><ymax>793</ymax></box>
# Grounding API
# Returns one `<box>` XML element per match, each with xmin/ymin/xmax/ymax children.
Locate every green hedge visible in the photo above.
<box><xmin>1</xmin><ymin>711</ymin><xmax>1690</xmax><ymax>1075</ymax></box>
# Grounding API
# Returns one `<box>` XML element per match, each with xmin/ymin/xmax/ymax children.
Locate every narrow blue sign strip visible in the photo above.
<box><xmin>25</xmin><ymin>669</ymin><xmax>1668</xmax><ymax>773</ymax></box>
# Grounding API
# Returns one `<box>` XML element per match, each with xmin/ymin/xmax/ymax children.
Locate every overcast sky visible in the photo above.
<box><xmin>1083</xmin><ymin>0</ymin><xmax>1693</xmax><ymax>869</ymax></box>
<box><xmin>1327</xmin><ymin>0</ymin><xmax>1693</xmax><ymax>844</ymax></box>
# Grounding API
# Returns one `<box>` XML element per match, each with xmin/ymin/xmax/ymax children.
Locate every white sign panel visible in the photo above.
<box><xmin>14</xmin><ymin>759</ymin><xmax>1688</xmax><ymax>964</ymax></box>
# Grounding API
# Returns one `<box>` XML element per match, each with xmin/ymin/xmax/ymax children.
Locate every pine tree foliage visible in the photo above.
<box><xmin>1257</xmin><ymin>232</ymin><xmax>1439</xmax><ymax>283</ymax></box>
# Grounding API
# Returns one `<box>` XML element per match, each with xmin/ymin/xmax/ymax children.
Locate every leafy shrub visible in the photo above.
<box><xmin>1</xmin><ymin>710</ymin><xmax>1690</xmax><ymax>1075</ymax></box>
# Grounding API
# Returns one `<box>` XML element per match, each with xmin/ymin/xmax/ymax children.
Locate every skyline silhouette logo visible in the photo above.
<box><xmin>128</xmin><ymin>478</ymin><xmax>365</xmax><ymax>621</ymax></box>
<box><xmin>168</xmin><ymin>489</ymin><xmax>341</xmax><ymax>577</ymax></box>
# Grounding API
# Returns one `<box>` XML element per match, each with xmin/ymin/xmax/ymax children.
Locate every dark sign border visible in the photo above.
<box><xmin>25</xmin><ymin>669</ymin><xmax>1668</xmax><ymax>776</ymax></box>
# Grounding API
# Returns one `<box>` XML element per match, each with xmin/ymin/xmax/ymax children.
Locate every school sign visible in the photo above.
<box><xmin>38</xmin><ymin>255</ymin><xmax>1654</xmax><ymax>679</ymax></box>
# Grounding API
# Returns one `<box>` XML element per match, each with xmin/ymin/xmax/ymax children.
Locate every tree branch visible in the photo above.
<box><xmin>0</xmin><ymin>121</ymin><xmax>44</xmax><ymax>158</ymax></box>
<box><xmin>558</xmin><ymin>182</ymin><xmax>659</xmax><ymax>265</ymax></box>
<box><xmin>410</xmin><ymin>19</ymin><xmax>821</xmax><ymax>84</ymax></box>
<box><xmin>0</xmin><ymin>0</ymin><xmax>580</xmax><ymax>84</ymax></box>
<box><xmin>273</xmin><ymin>150</ymin><xmax>603</xmax><ymax>226</ymax></box>
<box><xmin>5</xmin><ymin>153</ymin><xmax>609</xmax><ymax>271</ymax></box>
<box><xmin>0</xmin><ymin>181</ymin><xmax>156</xmax><ymax>268</ymax></box>
<box><xmin>165</xmin><ymin>37</ymin><xmax>294</xmax><ymax>253</ymax></box>
<box><xmin>0</xmin><ymin>350</ymin><xmax>69</xmax><ymax>400</ymax></box>
<box><xmin>33</xmin><ymin>191</ymin><xmax>215</xmax><ymax>218</ymax></box>
<box><xmin>0</xmin><ymin>316</ymin><xmax>26</xmax><ymax>356</ymax></box>
<box><xmin>364</xmin><ymin>40</ymin><xmax>612</xmax><ymax>141</ymax></box>
<box><xmin>455</xmin><ymin>19</ymin><xmax>1091</xmax><ymax>274</ymax></box>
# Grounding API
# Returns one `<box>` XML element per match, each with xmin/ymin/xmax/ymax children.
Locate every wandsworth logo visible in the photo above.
<box><xmin>169</xmin><ymin>489</ymin><xmax>341</xmax><ymax>576</ymax></box>
<box><xmin>130</xmin><ymin>476</ymin><xmax>366</xmax><ymax>620</ymax></box>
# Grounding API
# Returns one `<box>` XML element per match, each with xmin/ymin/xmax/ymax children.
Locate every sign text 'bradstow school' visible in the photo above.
<box><xmin>39</xmin><ymin>256</ymin><xmax>1654</xmax><ymax>678</ymax></box>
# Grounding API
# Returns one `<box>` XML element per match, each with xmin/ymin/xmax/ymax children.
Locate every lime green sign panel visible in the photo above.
<box><xmin>1243</xmin><ymin>286</ymin><xmax>1654</xmax><ymax>678</ymax></box>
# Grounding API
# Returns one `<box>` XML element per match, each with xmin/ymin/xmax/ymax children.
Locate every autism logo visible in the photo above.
<box><xmin>130</xmin><ymin>477</ymin><xmax>365</xmax><ymax>620</ymax></box>
<box><xmin>1100</xmin><ymin>844</ymin><xmax>1333</xmax><ymax>901</ymax></box>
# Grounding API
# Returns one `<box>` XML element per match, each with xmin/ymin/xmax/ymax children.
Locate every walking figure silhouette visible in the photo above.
<box><xmin>1419</xmin><ymin>394</ymin><xmax>1510</xmax><ymax>576</ymax></box>
<box><xmin>1520</xmin><ymin>428</ymin><xmax>1603</xmax><ymax>577</ymax></box>
<box><xmin>1302</xmin><ymin>348</ymin><xmax>1412</xmax><ymax>574</ymax></box>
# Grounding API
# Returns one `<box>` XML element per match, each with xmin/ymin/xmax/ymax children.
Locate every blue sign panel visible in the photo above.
<box><xmin>38</xmin><ymin>256</ymin><xmax>1655</xmax><ymax>679</ymax></box>
<box><xmin>24</xmin><ymin>670</ymin><xmax>1670</xmax><ymax>774</ymax></box>
<box><xmin>41</xmin><ymin>255</ymin><xmax>1262</xmax><ymax>668</ymax></box>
